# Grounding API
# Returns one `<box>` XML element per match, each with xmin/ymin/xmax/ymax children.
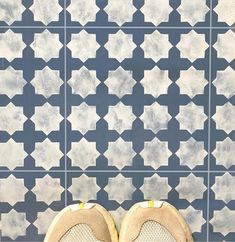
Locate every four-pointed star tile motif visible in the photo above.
<box><xmin>0</xmin><ymin>1</ymin><xmax>234</xmax><ymax>241</ymax></box>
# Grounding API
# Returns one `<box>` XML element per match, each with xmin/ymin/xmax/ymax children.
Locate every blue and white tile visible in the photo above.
<box><xmin>0</xmin><ymin>67</ymin><xmax>26</xmax><ymax>98</ymax></box>
<box><xmin>68</xmin><ymin>67</ymin><xmax>99</xmax><ymax>98</ymax></box>
<box><xmin>209</xmin><ymin>172</ymin><xmax>235</xmax><ymax>241</ymax></box>
<box><xmin>141</xmin><ymin>30</ymin><xmax>171</xmax><ymax>62</ymax></box>
<box><xmin>0</xmin><ymin>0</ymin><xmax>64</xmax><ymax>27</ymax></box>
<box><xmin>67</xmin><ymin>0</ymin><xmax>98</xmax><ymax>26</ymax></box>
<box><xmin>0</xmin><ymin>103</ymin><xmax>26</xmax><ymax>135</ymax></box>
<box><xmin>104</xmin><ymin>138</ymin><xmax>135</xmax><ymax>169</ymax></box>
<box><xmin>211</xmin><ymin>28</ymin><xmax>235</xmax><ymax>171</ymax></box>
<box><xmin>105</xmin><ymin>30</ymin><xmax>136</xmax><ymax>63</ymax></box>
<box><xmin>29</xmin><ymin>0</ymin><xmax>63</xmax><ymax>26</ymax></box>
<box><xmin>104</xmin><ymin>0</ymin><xmax>136</xmax><ymax>26</ymax></box>
<box><xmin>31</xmin><ymin>67</ymin><xmax>63</xmax><ymax>98</ymax></box>
<box><xmin>31</xmin><ymin>138</ymin><xmax>63</xmax><ymax>170</ymax></box>
<box><xmin>212</xmin><ymin>0</ymin><xmax>235</xmax><ymax>27</ymax></box>
<box><xmin>0</xmin><ymin>172</ymin><xmax>65</xmax><ymax>241</ymax></box>
<box><xmin>67</xmin><ymin>30</ymin><xmax>99</xmax><ymax>62</ymax></box>
<box><xmin>104</xmin><ymin>102</ymin><xmax>135</xmax><ymax>134</ymax></box>
<box><xmin>66</xmin><ymin>171</ymin><xmax>207</xmax><ymax>241</ymax></box>
<box><xmin>177</xmin><ymin>31</ymin><xmax>208</xmax><ymax>62</ymax></box>
<box><xmin>140</xmin><ymin>0</ymin><xmax>172</xmax><ymax>26</ymax></box>
<box><xmin>140</xmin><ymin>138</ymin><xmax>171</xmax><ymax>169</ymax></box>
<box><xmin>213</xmin><ymin>30</ymin><xmax>235</xmax><ymax>63</ymax></box>
<box><xmin>67</xmin><ymin>103</ymin><xmax>99</xmax><ymax>135</ymax></box>
<box><xmin>0</xmin><ymin>0</ymin><xmax>25</xmax><ymax>26</ymax></box>
<box><xmin>177</xmin><ymin>0</ymin><xmax>209</xmax><ymax>26</ymax></box>
<box><xmin>0</xmin><ymin>27</ymin><xmax>65</xmax><ymax>171</ymax></box>
<box><xmin>66</xmin><ymin>0</ymin><xmax>210</xmax><ymax>27</ymax></box>
<box><xmin>67</xmin><ymin>138</ymin><xmax>99</xmax><ymax>170</ymax></box>
<box><xmin>0</xmin><ymin>29</ymin><xmax>26</xmax><ymax>61</ymax></box>
<box><xmin>0</xmin><ymin>139</ymin><xmax>27</xmax><ymax>170</ymax></box>
<box><xmin>140</xmin><ymin>67</ymin><xmax>171</xmax><ymax>98</ymax></box>
<box><xmin>105</xmin><ymin>67</ymin><xmax>135</xmax><ymax>98</ymax></box>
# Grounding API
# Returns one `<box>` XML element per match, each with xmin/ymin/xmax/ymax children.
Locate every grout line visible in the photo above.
<box><xmin>64</xmin><ymin>0</ymin><xmax>67</xmax><ymax>207</ymax></box>
<box><xmin>0</xmin><ymin>25</ymin><xmax>235</xmax><ymax>30</ymax></box>
<box><xmin>207</xmin><ymin>0</ymin><xmax>213</xmax><ymax>241</ymax></box>
<box><xmin>0</xmin><ymin>169</ymin><xmax>233</xmax><ymax>173</ymax></box>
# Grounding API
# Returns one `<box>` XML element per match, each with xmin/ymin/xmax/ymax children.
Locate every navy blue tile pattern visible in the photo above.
<box><xmin>0</xmin><ymin>0</ymin><xmax>234</xmax><ymax>241</ymax></box>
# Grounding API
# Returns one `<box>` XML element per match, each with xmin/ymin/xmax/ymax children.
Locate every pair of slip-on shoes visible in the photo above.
<box><xmin>44</xmin><ymin>201</ymin><xmax>193</xmax><ymax>242</ymax></box>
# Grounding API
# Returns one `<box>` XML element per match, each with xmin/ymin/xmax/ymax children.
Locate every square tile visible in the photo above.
<box><xmin>65</xmin><ymin>28</ymin><xmax>210</xmax><ymax>171</ymax></box>
<box><xmin>0</xmin><ymin>27</ymin><xmax>65</xmax><ymax>171</ymax></box>
<box><xmin>210</xmin><ymin>28</ymin><xmax>235</xmax><ymax>171</ymax></box>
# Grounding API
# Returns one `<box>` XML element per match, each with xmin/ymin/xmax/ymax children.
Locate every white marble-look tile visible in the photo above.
<box><xmin>34</xmin><ymin>208</ymin><xmax>58</xmax><ymax>235</ymax></box>
<box><xmin>68</xmin><ymin>30</ymin><xmax>99</xmax><ymax>62</ymax></box>
<box><xmin>177</xmin><ymin>0</ymin><xmax>209</xmax><ymax>25</ymax></box>
<box><xmin>105</xmin><ymin>30</ymin><xmax>136</xmax><ymax>62</ymax></box>
<box><xmin>0</xmin><ymin>67</ymin><xmax>26</xmax><ymax>98</ymax></box>
<box><xmin>31</xmin><ymin>103</ymin><xmax>63</xmax><ymax>135</ymax></box>
<box><xmin>175</xmin><ymin>174</ymin><xmax>206</xmax><ymax>202</ymax></box>
<box><xmin>213</xmin><ymin>67</ymin><xmax>235</xmax><ymax>98</ymax></box>
<box><xmin>104</xmin><ymin>138</ymin><xmax>135</xmax><ymax>169</ymax></box>
<box><xmin>214</xmin><ymin>30</ymin><xmax>235</xmax><ymax>63</ymax></box>
<box><xmin>0</xmin><ymin>175</ymin><xmax>27</xmax><ymax>206</ymax></box>
<box><xmin>141</xmin><ymin>0</ymin><xmax>172</xmax><ymax>25</ymax></box>
<box><xmin>30</xmin><ymin>0</ymin><xmax>62</xmax><ymax>25</ymax></box>
<box><xmin>141</xmin><ymin>31</ymin><xmax>171</xmax><ymax>62</ymax></box>
<box><xmin>31</xmin><ymin>67</ymin><xmax>63</xmax><ymax>98</ymax></box>
<box><xmin>32</xmin><ymin>175</ymin><xmax>63</xmax><ymax>205</ymax></box>
<box><xmin>32</xmin><ymin>30</ymin><xmax>62</xmax><ymax>62</ymax></box>
<box><xmin>68</xmin><ymin>0</ymin><xmax>98</xmax><ymax>25</ymax></box>
<box><xmin>67</xmin><ymin>138</ymin><xmax>99</xmax><ymax>169</ymax></box>
<box><xmin>0</xmin><ymin>0</ymin><xmax>25</xmax><ymax>24</ymax></box>
<box><xmin>104</xmin><ymin>174</ymin><xmax>135</xmax><ymax>203</ymax></box>
<box><xmin>0</xmin><ymin>30</ymin><xmax>25</xmax><ymax>61</ymax></box>
<box><xmin>140</xmin><ymin>174</ymin><xmax>171</xmax><ymax>200</ymax></box>
<box><xmin>104</xmin><ymin>0</ymin><xmax>136</xmax><ymax>25</ymax></box>
<box><xmin>212</xmin><ymin>138</ymin><xmax>235</xmax><ymax>169</ymax></box>
<box><xmin>210</xmin><ymin>207</ymin><xmax>235</xmax><ymax>236</ymax></box>
<box><xmin>141</xmin><ymin>67</ymin><xmax>171</xmax><ymax>97</ymax></box>
<box><xmin>31</xmin><ymin>138</ymin><xmax>63</xmax><ymax>170</ymax></box>
<box><xmin>177</xmin><ymin>31</ymin><xmax>208</xmax><ymax>61</ymax></box>
<box><xmin>214</xmin><ymin>0</ymin><xmax>235</xmax><ymax>26</ymax></box>
<box><xmin>140</xmin><ymin>138</ymin><xmax>171</xmax><ymax>169</ymax></box>
<box><xmin>0</xmin><ymin>103</ymin><xmax>26</xmax><ymax>135</ymax></box>
<box><xmin>176</xmin><ymin>67</ymin><xmax>207</xmax><ymax>98</ymax></box>
<box><xmin>105</xmin><ymin>67</ymin><xmax>135</xmax><ymax>98</ymax></box>
<box><xmin>68</xmin><ymin>174</ymin><xmax>99</xmax><ymax>202</ymax></box>
<box><xmin>0</xmin><ymin>139</ymin><xmax>26</xmax><ymax>169</ymax></box>
<box><xmin>179</xmin><ymin>206</ymin><xmax>206</xmax><ymax>233</ymax></box>
<box><xmin>104</xmin><ymin>102</ymin><xmax>135</xmax><ymax>134</ymax></box>
<box><xmin>177</xmin><ymin>138</ymin><xmax>207</xmax><ymax>169</ymax></box>
<box><xmin>0</xmin><ymin>210</ymin><xmax>30</xmax><ymax>240</ymax></box>
<box><xmin>211</xmin><ymin>173</ymin><xmax>235</xmax><ymax>203</ymax></box>
<box><xmin>140</xmin><ymin>103</ymin><xmax>170</xmax><ymax>133</ymax></box>
<box><xmin>68</xmin><ymin>103</ymin><xmax>99</xmax><ymax>134</ymax></box>
<box><xmin>176</xmin><ymin>103</ymin><xmax>207</xmax><ymax>134</ymax></box>
<box><xmin>68</xmin><ymin>67</ymin><xmax>99</xmax><ymax>98</ymax></box>
<box><xmin>212</xmin><ymin>103</ymin><xmax>235</xmax><ymax>133</ymax></box>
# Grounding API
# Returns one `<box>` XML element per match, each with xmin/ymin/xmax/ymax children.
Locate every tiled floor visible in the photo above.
<box><xmin>0</xmin><ymin>0</ymin><xmax>234</xmax><ymax>241</ymax></box>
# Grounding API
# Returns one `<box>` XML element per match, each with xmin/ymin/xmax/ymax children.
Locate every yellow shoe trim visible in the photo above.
<box><xmin>148</xmin><ymin>200</ymin><xmax>154</xmax><ymax>208</ymax></box>
<box><xmin>79</xmin><ymin>202</ymin><xmax>85</xmax><ymax>209</ymax></box>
